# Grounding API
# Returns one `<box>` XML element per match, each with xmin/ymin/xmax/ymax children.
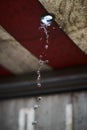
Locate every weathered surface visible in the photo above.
<box><xmin>39</xmin><ymin>0</ymin><xmax>87</xmax><ymax>54</ymax></box>
<box><xmin>73</xmin><ymin>92</ymin><xmax>87</xmax><ymax>130</ymax></box>
<box><xmin>0</xmin><ymin>26</ymin><xmax>51</xmax><ymax>74</ymax></box>
<box><xmin>0</xmin><ymin>92</ymin><xmax>87</xmax><ymax>130</ymax></box>
<box><xmin>0</xmin><ymin>94</ymin><xmax>71</xmax><ymax>130</ymax></box>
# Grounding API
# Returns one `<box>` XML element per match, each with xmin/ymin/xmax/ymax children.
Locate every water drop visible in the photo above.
<box><xmin>37</xmin><ymin>70</ymin><xmax>41</xmax><ymax>80</ymax></box>
<box><xmin>40</xmin><ymin>23</ymin><xmax>48</xmax><ymax>38</ymax></box>
<box><xmin>39</xmin><ymin>55</ymin><xmax>43</xmax><ymax>58</ymax></box>
<box><xmin>40</xmin><ymin>37</ymin><xmax>42</xmax><ymax>41</ymax></box>
<box><xmin>37</xmin><ymin>70</ymin><xmax>40</xmax><ymax>74</ymax></box>
<box><xmin>45</xmin><ymin>45</ymin><xmax>48</xmax><ymax>49</ymax></box>
<box><xmin>37</xmin><ymin>97</ymin><xmax>42</xmax><ymax>101</ymax></box>
<box><xmin>53</xmin><ymin>27</ymin><xmax>56</xmax><ymax>30</ymax></box>
<box><xmin>45</xmin><ymin>60</ymin><xmax>49</xmax><ymax>63</ymax></box>
<box><xmin>41</xmin><ymin>14</ymin><xmax>54</xmax><ymax>26</ymax></box>
<box><xmin>32</xmin><ymin>121</ymin><xmax>37</xmax><ymax>125</ymax></box>
<box><xmin>34</xmin><ymin>105</ymin><xmax>39</xmax><ymax>110</ymax></box>
<box><xmin>37</xmin><ymin>76</ymin><xmax>40</xmax><ymax>81</ymax></box>
<box><xmin>39</xmin><ymin>59</ymin><xmax>44</xmax><ymax>65</ymax></box>
<box><xmin>59</xmin><ymin>26</ymin><xmax>62</xmax><ymax>29</ymax></box>
<box><xmin>37</xmin><ymin>83</ymin><xmax>41</xmax><ymax>87</ymax></box>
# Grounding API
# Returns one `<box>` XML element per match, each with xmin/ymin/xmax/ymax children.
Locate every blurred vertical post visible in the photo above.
<box><xmin>65</xmin><ymin>104</ymin><xmax>73</xmax><ymax>130</ymax></box>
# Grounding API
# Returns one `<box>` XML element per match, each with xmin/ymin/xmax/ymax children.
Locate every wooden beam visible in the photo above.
<box><xmin>0</xmin><ymin>26</ymin><xmax>51</xmax><ymax>74</ymax></box>
<box><xmin>39</xmin><ymin>0</ymin><xmax>87</xmax><ymax>54</ymax></box>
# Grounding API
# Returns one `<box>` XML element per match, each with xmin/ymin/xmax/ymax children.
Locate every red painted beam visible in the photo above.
<box><xmin>0</xmin><ymin>66</ymin><xmax>12</xmax><ymax>76</ymax></box>
<box><xmin>0</xmin><ymin>0</ymin><xmax>87</xmax><ymax>75</ymax></box>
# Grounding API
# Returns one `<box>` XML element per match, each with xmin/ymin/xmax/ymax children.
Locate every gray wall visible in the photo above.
<box><xmin>0</xmin><ymin>92</ymin><xmax>87</xmax><ymax>130</ymax></box>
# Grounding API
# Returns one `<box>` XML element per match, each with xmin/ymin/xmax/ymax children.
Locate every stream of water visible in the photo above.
<box><xmin>37</xmin><ymin>20</ymin><xmax>51</xmax><ymax>88</ymax></box>
<box><xmin>33</xmin><ymin>14</ymin><xmax>54</xmax><ymax>127</ymax></box>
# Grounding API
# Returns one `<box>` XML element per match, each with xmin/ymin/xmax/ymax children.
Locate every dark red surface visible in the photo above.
<box><xmin>0</xmin><ymin>66</ymin><xmax>12</xmax><ymax>76</ymax></box>
<box><xmin>0</xmin><ymin>0</ymin><xmax>87</xmax><ymax>75</ymax></box>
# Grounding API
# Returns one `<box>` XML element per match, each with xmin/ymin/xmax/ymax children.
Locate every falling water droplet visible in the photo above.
<box><xmin>37</xmin><ymin>72</ymin><xmax>40</xmax><ymax>80</ymax></box>
<box><xmin>40</xmin><ymin>37</ymin><xmax>42</xmax><ymax>41</ymax></box>
<box><xmin>39</xmin><ymin>59</ymin><xmax>44</xmax><ymax>65</ymax></box>
<box><xmin>37</xmin><ymin>97</ymin><xmax>42</xmax><ymax>101</ymax></box>
<box><xmin>32</xmin><ymin>121</ymin><xmax>38</xmax><ymax>125</ymax></box>
<box><xmin>37</xmin><ymin>70</ymin><xmax>40</xmax><ymax>73</ymax></box>
<box><xmin>37</xmin><ymin>69</ymin><xmax>41</xmax><ymax>87</ymax></box>
<box><xmin>37</xmin><ymin>83</ymin><xmax>41</xmax><ymax>87</ymax></box>
<box><xmin>45</xmin><ymin>60</ymin><xmax>49</xmax><ymax>63</ymax></box>
<box><xmin>59</xmin><ymin>26</ymin><xmax>62</xmax><ymax>29</ymax></box>
<box><xmin>53</xmin><ymin>27</ymin><xmax>56</xmax><ymax>30</ymax></box>
<box><xmin>39</xmin><ymin>55</ymin><xmax>43</xmax><ymax>58</ymax></box>
<box><xmin>34</xmin><ymin>105</ymin><xmax>39</xmax><ymax>110</ymax></box>
<box><xmin>45</xmin><ymin>44</ymin><xmax>48</xmax><ymax>49</ymax></box>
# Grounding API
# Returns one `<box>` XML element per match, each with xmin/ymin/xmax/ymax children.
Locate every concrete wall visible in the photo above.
<box><xmin>39</xmin><ymin>0</ymin><xmax>87</xmax><ymax>54</ymax></box>
<box><xmin>0</xmin><ymin>92</ymin><xmax>87</xmax><ymax>130</ymax></box>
